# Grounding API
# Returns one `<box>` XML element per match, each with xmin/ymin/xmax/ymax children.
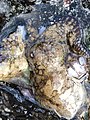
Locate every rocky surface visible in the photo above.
<box><xmin>0</xmin><ymin>0</ymin><xmax>90</xmax><ymax>120</ymax></box>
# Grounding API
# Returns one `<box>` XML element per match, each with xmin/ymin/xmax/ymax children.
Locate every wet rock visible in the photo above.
<box><xmin>0</xmin><ymin>0</ymin><xmax>10</xmax><ymax>14</ymax></box>
<box><xmin>81</xmin><ymin>0</ymin><xmax>90</xmax><ymax>10</ymax></box>
<box><xmin>0</xmin><ymin>25</ymin><xmax>29</xmax><ymax>80</ymax></box>
<box><xmin>0</xmin><ymin>0</ymin><xmax>90</xmax><ymax>120</ymax></box>
<box><xmin>0</xmin><ymin>81</ymin><xmax>60</xmax><ymax>120</ymax></box>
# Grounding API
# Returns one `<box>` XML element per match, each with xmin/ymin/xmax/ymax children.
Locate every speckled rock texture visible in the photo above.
<box><xmin>0</xmin><ymin>0</ymin><xmax>90</xmax><ymax>120</ymax></box>
<box><xmin>0</xmin><ymin>27</ymin><xmax>29</xmax><ymax>80</ymax></box>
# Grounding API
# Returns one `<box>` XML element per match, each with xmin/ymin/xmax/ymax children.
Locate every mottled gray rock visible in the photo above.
<box><xmin>0</xmin><ymin>0</ymin><xmax>10</xmax><ymax>14</ymax></box>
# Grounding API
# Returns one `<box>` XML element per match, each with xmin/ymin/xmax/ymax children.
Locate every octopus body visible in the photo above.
<box><xmin>0</xmin><ymin>3</ymin><xmax>90</xmax><ymax>120</ymax></box>
<box><xmin>27</xmin><ymin>40</ymin><xmax>88</xmax><ymax>119</ymax></box>
<box><xmin>26</xmin><ymin>15</ymin><xmax>89</xmax><ymax>119</ymax></box>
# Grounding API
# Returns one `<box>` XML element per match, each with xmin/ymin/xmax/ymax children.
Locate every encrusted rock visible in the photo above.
<box><xmin>0</xmin><ymin>25</ymin><xmax>29</xmax><ymax>80</ymax></box>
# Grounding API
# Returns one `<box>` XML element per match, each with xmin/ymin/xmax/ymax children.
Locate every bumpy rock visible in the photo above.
<box><xmin>0</xmin><ymin>25</ymin><xmax>29</xmax><ymax>80</ymax></box>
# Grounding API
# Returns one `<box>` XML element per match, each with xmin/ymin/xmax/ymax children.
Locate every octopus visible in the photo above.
<box><xmin>0</xmin><ymin>2</ymin><xmax>90</xmax><ymax>120</ymax></box>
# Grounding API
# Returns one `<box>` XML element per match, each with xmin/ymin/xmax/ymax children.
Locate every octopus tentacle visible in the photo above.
<box><xmin>63</xmin><ymin>16</ymin><xmax>90</xmax><ymax>57</ymax></box>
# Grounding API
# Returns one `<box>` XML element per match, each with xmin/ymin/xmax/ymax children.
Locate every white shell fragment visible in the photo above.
<box><xmin>17</xmin><ymin>25</ymin><xmax>27</xmax><ymax>40</ymax></box>
<box><xmin>67</xmin><ymin>56</ymin><xmax>88</xmax><ymax>82</ymax></box>
<box><xmin>79</xmin><ymin>56</ymin><xmax>86</xmax><ymax>65</ymax></box>
<box><xmin>68</xmin><ymin>66</ymin><xmax>79</xmax><ymax>78</ymax></box>
<box><xmin>38</xmin><ymin>26</ymin><xmax>46</xmax><ymax>35</ymax></box>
